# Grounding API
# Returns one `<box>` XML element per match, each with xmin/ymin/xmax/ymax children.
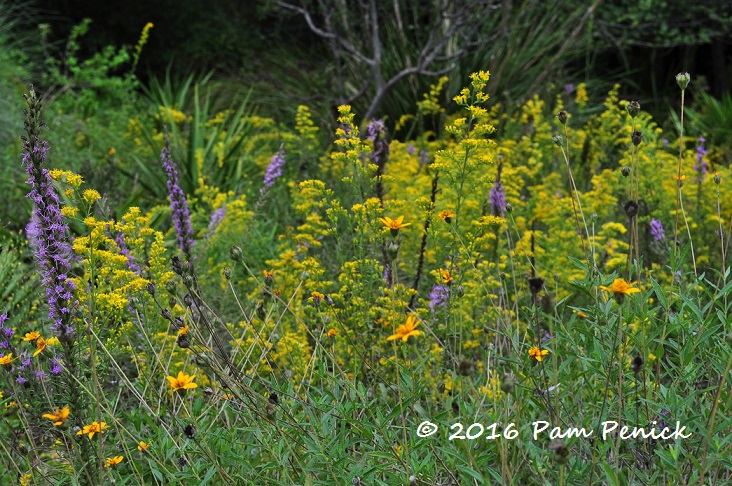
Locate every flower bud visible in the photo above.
<box><xmin>500</xmin><ymin>374</ymin><xmax>515</xmax><ymax>394</ymax></box>
<box><xmin>172</xmin><ymin>316</ymin><xmax>184</xmax><ymax>331</ymax></box>
<box><xmin>626</xmin><ymin>101</ymin><xmax>640</xmax><ymax>118</ymax></box>
<box><xmin>223</xmin><ymin>267</ymin><xmax>232</xmax><ymax>280</ymax></box>
<box><xmin>714</xmin><ymin>172</ymin><xmax>721</xmax><ymax>185</ymax></box>
<box><xmin>183</xmin><ymin>424</ymin><xmax>196</xmax><ymax>439</ymax></box>
<box><xmin>183</xmin><ymin>293</ymin><xmax>193</xmax><ymax>307</ymax></box>
<box><xmin>632</xmin><ymin>131</ymin><xmax>642</xmax><ymax>146</ymax></box>
<box><xmin>505</xmin><ymin>203</ymin><xmax>513</xmax><ymax>213</ymax></box>
<box><xmin>676</xmin><ymin>72</ymin><xmax>691</xmax><ymax>90</ymax></box>
<box><xmin>557</xmin><ymin>111</ymin><xmax>568</xmax><ymax>125</ymax></box>
<box><xmin>621</xmin><ymin>166</ymin><xmax>631</xmax><ymax>177</ymax></box>
<box><xmin>386</xmin><ymin>240</ymin><xmax>400</xmax><ymax>260</ymax></box>
<box><xmin>146</xmin><ymin>282</ymin><xmax>156</xmax><ymax>296</ymax></box>
<box><xmin>161</xmin><ymin>308</ymin><xmax>172</xmax><ymax>320</ymax></box>
<box><xmin>552</xmin><ymin>134</ymin><xmax>563</xmax><ymax>146</ymax></box>
<box><xmin>229</xmin><ymin>246</ymin><xmax>243</xmax><ymax>262</ymax></box>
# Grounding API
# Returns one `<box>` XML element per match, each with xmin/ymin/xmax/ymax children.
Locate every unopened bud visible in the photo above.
<box><xmin>552</xmin><ymin>134</ymin><xmax>563</xmax><ymax>146</ymax></box>
<box><xmin>676</xmin><ymin>72</ymin><xmax>691</xmax><ymax>90</ymax></box>
<box><xmin>229</xmin><ymin>246</ymin><xmax>243</xmax><ymax>262</ymax></box>
<box><xmin>146</xmin><ymin>282</ymin><xmax>156</xmax><ymax>296</ymax></box>
<box><xmin>627</xmin><ymin>101</ymin><xmax>640</xmax><ymax>118</ymax></box>
<box><xmin>223</xmin><ymin>267</ymin><xmax>232</xmax><ymax>279</ymax></box>
<box><xmin>621</xmin><ymin>166</ymin><xmax>631</xmax><ymax>177</ymax></box>
<box><xmin>557</xmin><ymin>111</ymin><xmax>568</xmax><ymax>125</ymax></box>
<box><xmin>714</xmin><ymin>172</ymin><xmax>721</xmax><ymax>185</ymax></box>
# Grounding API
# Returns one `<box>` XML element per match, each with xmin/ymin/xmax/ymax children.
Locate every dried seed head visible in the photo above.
<box><xmin>632</xmin><ymin>131</ymin><xmax>642</xmax><ymax>146</ymax></box>
<box><xmin>528</xmin><ymin>277</ymin><xmax>545</xmax><ymax>296</ymax></box>
<box><xmin>624</xmin><ymin>200</ymin><xmax>639</xmax><ymax>219</ymax></box>
<box><xmin>177</xmin><ymin>333</ymin><xmax>190</xmax><ymax>349</ymax></box>
<box><xmin>171</xmin><ymin>256</ymin><xmax>184</xmax><ymax>276</ymax></box>
<box><xmin>632</xmin><ymin>356</ymin><xmax>644</xmax><ymax>373</ymax></box>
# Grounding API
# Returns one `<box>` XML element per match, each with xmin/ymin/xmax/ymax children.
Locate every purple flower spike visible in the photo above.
<box><xmin>650</xmin><ymin>219</ymin><xmax>665</xmax><ymax>241</ymax></box>
<box><xmin>261</xmin><ymin>148</ymin><xmax>287</xmax><ymax>195</ymax></box>
<box><xmin>428</xmin><ymin>285</ymin><xmax>449</xmax><ymax>311</ymax></box>
<box><xmin>21</xmin><ymin>86</ymin><xmax>76</xmax><ymax>341</ymax></box>
<box><xmin>489</xmin><ymin>181</ymin><xmax>506</xmax><ymax>217</ymax></box>
<box><xmin>161</xmin><ymin>134</ymin><xmax>195</xmax><ymax>261</ymax></box>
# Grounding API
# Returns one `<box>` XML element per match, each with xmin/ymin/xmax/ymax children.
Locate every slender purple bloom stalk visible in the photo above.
<box><xmin>694</xmin><ymin>136</ymin><xmax>708</xmax><ymax>182</ymax></box>
<box><xmin>21</xmin><ymin>86</ymin><xmax>76</xmax><ymax>342</ymax></box>
<box><xmin>161</xmin><ymin>134</ymin><xmax>195</xmax><ymax>261</ymax></box>
<box><xmin>261</xmin><ymin>148</ymin><xmax>287</xmax><ymax>195</ymax></box>
<box><xmin>650</xmin><ymin>218</ymin><xmax>665</xmax><ymax>241</ymax></box>
<box><xmin>428</xmin><ymin>285</ymin><xmax>449</xmax><ymax>312</ymax></box>
<box><xmin>489</xmin><ymin>181</ymin><xmax>506</xmax><ymax>217</ymax></box>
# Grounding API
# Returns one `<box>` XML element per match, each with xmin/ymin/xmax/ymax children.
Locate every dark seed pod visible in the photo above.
<box><xmin>632</xmin><ymin>131</ymin><xmax>642</xmax><ymax>146</ymax></box>
<box><xmin>624</xmin><ymin>200</ymin><xmax>639</xmax><ymax>218</ymax></box>
<box><xmin>183</xmin><ymin>424</ymin><xmax>196</xmax><ymax>439</ymax></box>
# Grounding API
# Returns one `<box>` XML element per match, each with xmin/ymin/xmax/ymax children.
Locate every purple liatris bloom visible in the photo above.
<box><xmin>383</xmin><ymin>264</ymin><xmax>391</xmax><ymax>288</ymax></box>
<box><xmin>428</xmin><ymin>285</ymin><xmax>449</xmax><ymax>311</ymax></box>
<box><xmin>261</xmin><ymin>148</ymin><xmax>286</xmax><ymax>195</ymax></box>
<box><xmin>650</xmin><ymin>218</ymin><xmax>665</xmax><ymax>241</ymax></box>
<box><xmin>489</xmin><ymin>181</ymin><xmax>506</xmax><ymax>217</ymax></box>
<box><xmin>161</xmin><ymin>134</ymin><xmax>195</xmax><ymax>260</ymax></box>
<box><xmin>694</xmin><ymin>136</ymin><xmax>708</xmax><ymax>181</ymax></box>
<box><xmin>367</xmin><ymin>120</ymin><xmax>388</xmax><ymax>159</ymax></box>
<box><xmin>208</xmin><ymin>206</ymin><xmax>226</xmax><ymax>234</ymax></box>
<box><xmin>50</xmin><ymin>358</ymin><xmax>63</xmax><ymax>375</ymax></box>
<box><xmin>21</xmin><ymin>86</ymin><xmax>76</xmax><ymax>341</ymax></box>
<box><xmin>114</xmin><ymin>231</ymin><xmax>140</xmax><ymax>275</ymax></box>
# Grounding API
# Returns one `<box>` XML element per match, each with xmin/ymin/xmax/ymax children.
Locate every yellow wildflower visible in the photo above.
<box><xmin>326</xmin><ymin>329</ymin><xmax>337</xmax><ymax>338</ymax></box>
<box><xmin>138</xmin><ymin>441</ymin><xmax>150</xmax><ymax>452</ymax></box>
<box><xmin>387</xmin><ymin>316</ymin><xmax>422</xmax><ymax>343</ymax></box>
<box><xmin>42</xmin><ymin>406</ymin><xmax>70</xmax><ymax>426</ymax></box>
<box><xmin>528</xmin><ymin>346</ymin><xmax>549</xmax><ymax>362</ymax></box>
<box><xmin>379</xmin><ymin>215</ymin><xmax>411</xmax><ymax>233</ymax></box>
<box><xmin>104</xmin><ymin>456</ymin><xmax>124</xmax><ymax>468</ymax></box>
<box><xmin>439</xmin><ymin>269</ymin><xmax>453</xmax><ymax>285</ymax></box>
<box><xmin>33</xmin><ymin>337</ymin><xmax>47</xmax><ymax>357</ymax></box>
<box><xmin>0</xmin><ymin>353</ymin><xmax>16</xmax><ymax>367</ymax></box>
<box><xmin>22</xmin><ymin>331</ymin><xmax>40</xmax><ymax>342</ymax></box>
<box><xmin>600</xmin><ymin>278</ymin><xmax>641</xmax><ymax>296</ymax></box>
<box><xmin>439</xmin><ymin>210</ymin><xmax>455</xmax><ymax>223</ymax></box>
<box><xmin>77</xmin><ymin>421</ymin><xmax>109</xmax><ymax>439</ymax></box>
<box><xmin>166</xmin><ymin>370</ymin><xmax>198</xmax><ymax>392</ymax></box>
